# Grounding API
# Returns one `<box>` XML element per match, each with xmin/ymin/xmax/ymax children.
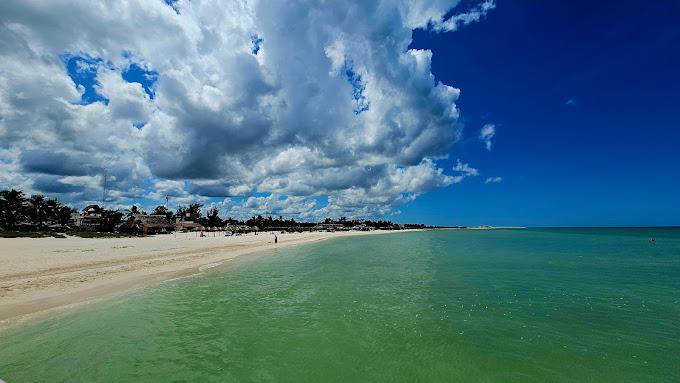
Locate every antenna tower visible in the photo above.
<box><xmin>102</xmin><ymin>171</ymin><xmax>108</xmax><ymax>208</ymax></box>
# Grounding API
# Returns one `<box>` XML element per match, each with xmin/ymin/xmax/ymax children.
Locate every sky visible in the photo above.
<box><xmin>0</xmin><ymin>0</ymin><xmax>678</xmax><ymax>226</ymax></box>
<box><xmin>403</xmin><ymin>0</ymin><xmax>680</xmax><ymax>226</ymax></box>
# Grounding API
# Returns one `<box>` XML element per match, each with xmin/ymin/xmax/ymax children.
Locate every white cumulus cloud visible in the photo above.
<box><xmin>0</xmin><ymin>0</ymin><xmax>494</xmax><ymax>218</ymax></box>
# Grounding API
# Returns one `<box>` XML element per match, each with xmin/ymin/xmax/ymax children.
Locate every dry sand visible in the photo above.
<box><xmin>0</xmin><ymin>230</ymin><xmax>394</xmax><ymax>327</ymax></box>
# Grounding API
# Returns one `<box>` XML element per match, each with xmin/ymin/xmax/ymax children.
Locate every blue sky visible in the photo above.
<box><xmin>392</xmin><ymin>0</ymin><xmax>680</xmax><ymax>227</ymax></box>
<box><xmin>1</xmin><ymin>1</ymin><xmax>678</xmax><ymax>227</ymax></box>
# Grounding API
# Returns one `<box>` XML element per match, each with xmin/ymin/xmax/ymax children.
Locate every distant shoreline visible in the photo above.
<box><xmin>434</xmin><ymin>226</ymin><xmax>680</xmax><ymax>229</ymax></box>
<box><xmin>434</xmin><ymin>226</ymin><xmax>526</xmax><ymax>229</ymax></box>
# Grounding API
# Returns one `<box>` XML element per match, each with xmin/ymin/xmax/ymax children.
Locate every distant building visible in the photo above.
<box><xmin>351</xmin><ymin>224</ymin><xmax>372</xmax><ymax>231</ymax></box>
<box><xmin>119</xmin><ymin>214</ymin><xmax>174</xmax><ymax>235</ymax></box>
<box><xmin>175</xmin><ymin>213</ymin><xmax>204</xmax><ymax>232</ymax></box>
<box><xmin>225</xmin><ymin>223</ymin><xmax>258</xmax><ymax>233</ymax></box>
<box><xmin>71</xmin><ymin>204</ymin><xmax>103</xmax><ymax>231</ymax></box>
<box><xmin>313</xmin><ymin>223</ymin><xmax>347</xmax><ymax>232</ymax></box>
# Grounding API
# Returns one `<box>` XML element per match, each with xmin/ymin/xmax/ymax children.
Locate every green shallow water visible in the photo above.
<box><xmin>1</xmin><ymin>228</ymin><xmax>679</xmax><ymax>382</ymax></box>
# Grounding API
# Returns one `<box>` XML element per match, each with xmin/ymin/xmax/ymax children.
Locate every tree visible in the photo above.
<box><xmin>28</xmin><ymin>194</ymin><xmax>51</xmax><ymax>228</ymax></box>
<box><xmin>45</xmin><ymin>198</ymin><xmax>61</xmax><ymax>223</ymax></box>
<box><xmin>187</xmin><ymin>203</ymin><xmax>202</xmax><ymax>220</ymax></box>
<box><xmin>55</xmin><ymin>205</ymin><xmax>75</xmax><ymax>227</ymax></box>
<box><xmin>152</xmin><ymin>205</ymin><xmax>168</xmax><ymax>216</ymax></box>
<box><xmin>100</xmin><ymin>209</ymin><xmax>124</xmax><ymax>232</ymax></box>
<box><xmin>0</xmin><ymin>189</ymin><xmax>28</xmax><ymax>230</ymax></box>
<box><xmin>152</xmin><ymin>205</ymin><xmax>173</xmax><ymax>220</ymax></box>
<box><xmin>175</xmin><ymin>203</ymin><xmax>202</xmax><ymax>221</ymax></box>
<box><xmin>206</xmin><ymin>207</ymin><xmax>222</xmax><ymax>227</ymax></box>
<box><xmin>246</xmin><ymin>215</ymin><xmax>264</xmax><ymax>228</ymax></box>
<box><xmin>126</xmin><ymin>205</ymin><xmax>144</xmax><ymax>218</ymax></box>
<box><xmin>175</xmin><ymin>205</ymin><xmax>187</xmax><ymax>220</ymax></box>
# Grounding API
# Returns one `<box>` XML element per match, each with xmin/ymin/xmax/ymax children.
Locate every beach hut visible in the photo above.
<box><xmin>175</xmin><ymin>216</ymin><xmax>204</xmax><ymax>232</ymax></box>
<box><xmin>119</xmin><ymin>215</ymin><xmax>174</xmax><ymax>235</ymax></box>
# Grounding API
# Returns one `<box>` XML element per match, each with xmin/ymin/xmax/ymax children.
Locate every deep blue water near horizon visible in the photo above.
<box><xmin>1</xmin><ymin>228</ymin><xmax>679</xmax><ymax>382</ymax></box>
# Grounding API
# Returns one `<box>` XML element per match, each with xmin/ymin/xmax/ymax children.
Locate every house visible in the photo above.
<box><xmin>120</xmin><ymin>214</ymin><xmax>174</xmax><ymax>235</ymax></box>
<box><xmin>71</xmin><ymin>204</ymin><xmax>103</xmax><ymax>231</ymax></box>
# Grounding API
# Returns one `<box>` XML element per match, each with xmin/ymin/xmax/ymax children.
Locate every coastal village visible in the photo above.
<box><xmin>0</xmin><ymin>188</ymin><xmax>424</xmax><ymax>237</ymax></box>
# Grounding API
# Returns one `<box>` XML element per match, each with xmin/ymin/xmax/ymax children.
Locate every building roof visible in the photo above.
<box><xmin>175</xmin><ymin>220</ymin><xmax>204</xmax><ymax>231</ymax></box>
<box><xmin>82</xmin><ymin>204</ymin><xmax>103</xmax><ymax>214</ymax></box>
<box><xmin>120</xmin><ymin>214</ymin><xmax>174</xmax><ymax>230</ymax></box>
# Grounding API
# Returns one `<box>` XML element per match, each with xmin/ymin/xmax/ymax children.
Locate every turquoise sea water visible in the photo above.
<box><xmin>1</xmin><ymin>228</ymin><xmax>679</xmax><ymax>382</ymax></box>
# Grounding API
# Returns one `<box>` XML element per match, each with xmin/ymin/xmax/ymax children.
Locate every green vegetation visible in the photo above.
<box><xmin>67</xmin><ymin>231</ymin><xmax>140</xmax><ymax>238</ymax></box>
<box><xmin>0</xmin><ymin>231</ymin><xmax>66</xmax><ymax>238</ymax></box>
<box><xmin>0</xmin><ymin>231</ymin><xmax>137</xmax><ymax>238</ymax></box>
<box><xmin>0</xmin><ymin>188</ymin><xmax>126</xmax><ymax>235</ymax></box>
<box><xmin>1</xmin><ymin>187</ymin><xmax>428</xmax><ymax>236</ymax></box>
<box><xmin>0</xmin><ymin>188</ymin><xmax>75</xmax><ymax>231</ymax></box>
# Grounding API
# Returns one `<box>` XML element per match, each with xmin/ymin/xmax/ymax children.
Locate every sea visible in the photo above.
<box><xmin>1</xmin><ymin>228</ymin><xmax>679</xmax><ymax>382</ymax></box>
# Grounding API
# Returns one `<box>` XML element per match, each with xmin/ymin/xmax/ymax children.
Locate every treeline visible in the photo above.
<box><xmin>132</xmin><ymin>202</ymin><xmax>233</xmax><ymax>227</ymax></box>
<box><xmin>1</xmin><ymin>188</ymin><xmax>427</xmax><ymax>232</ymax></box>
<box><xmin>0</xmin><ymin>189</ymin><xmax>126</xmax><ymax>232</ymax></box>
<box><xmin>0</xmin><ymin>189</ymin><xmax>76</xmax><ymax>231</ymax></box>
<box><xmin>321</xmin><ymin>217</ymin><xmax>427</xmax><ymax>229</ymax></box>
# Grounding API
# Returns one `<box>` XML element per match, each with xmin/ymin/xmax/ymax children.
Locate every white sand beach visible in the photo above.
<box><xmin>0</xmin><ymin>230</ymin><xmax>395</xmax><ymax>327</ymax></box>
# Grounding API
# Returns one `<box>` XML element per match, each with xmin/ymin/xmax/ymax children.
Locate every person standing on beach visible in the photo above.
<box><xmin>275</xmin><ymin>235</ymin><xmax>278</xmax><ymax>244</ymax></box>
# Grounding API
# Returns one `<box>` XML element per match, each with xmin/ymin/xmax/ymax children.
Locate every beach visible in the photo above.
<box><xmin>0</xmin><ymin>230</ymin><xmax>394</xmax><ymax>327</ymax></box>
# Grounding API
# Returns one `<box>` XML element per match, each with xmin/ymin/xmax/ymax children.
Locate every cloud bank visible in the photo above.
<box><xmin>0</xmin><ymin>0</ymin><xmax>491</xmax><ymax>219</ymax></box>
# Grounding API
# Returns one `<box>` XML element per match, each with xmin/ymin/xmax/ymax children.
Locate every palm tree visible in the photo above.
<box><xmin>125</xmin><ymin>205</ymin><xmax>144</xmax><ymax>218</ymax></box>
<box><xmin>100</xmin><ymin>209</ymin><xmax>124</xmax><ymax>232</ymax></box>
<box><xmin>45</xmin><ymin>198</ymin><xmax>61</xmax><ymax>223</ymax></box>
<box><xmin>0</xmin><ymin>189</ymin><xmax>28</xmax><ymax>230</ymax></box>
<box><xmin>152</xmin><ymin>205</ymin><xmax>168</xmax><ymax>216</ymax></box>
<box><xmin>152</xmin><ymin>205</ymin><xmax>173</xmax><ymax>221</ymax></box>
<box><xmin>28</xmin><ymin>194</ymin><xmax>50</xmax><ymax>229</ymax></box>
<box><xmin>186</xmin><ymin>203</ymin><xmax>202</xmax><ymax>220</ymax></box>
<box><xmin>55</xmin><ymin>205</ymin><xmax>75</xmax><ymax>227</ymax></box>
<box><xmin>175</xmin><ymin>205</ymin><xmax>187</xmax><ymax>220</ymax></box>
